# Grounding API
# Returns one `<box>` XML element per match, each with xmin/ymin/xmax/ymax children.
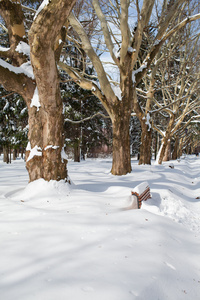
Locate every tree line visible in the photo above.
<box><xmin>0</xmin><ymin>0</ymin><xmax>199</xmax><ymax>182</ymax></box>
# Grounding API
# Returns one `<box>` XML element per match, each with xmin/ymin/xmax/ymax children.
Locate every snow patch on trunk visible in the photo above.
<box><xmin>30</xmin><ymin>87</ymin><xmax>41</xmax><ymax>111</ymax></box>
<box><xmin>155</xmin><ymin>142</ymin><xmax>164</xmax><ymax>165</ymax></box>
<box><xmin>44</xmin><ymin>145</ymin><xmax>60</xmax><ymax>150</ymax></box>
<box><xmin>34</xmin><ymin>0</ymin><xmax>50</xmax><ymax>20</ymax></box>
<box><xmin>26</xmin><ymin>145</ymin><xmax>42</xmax><ymax>162</ymax></box>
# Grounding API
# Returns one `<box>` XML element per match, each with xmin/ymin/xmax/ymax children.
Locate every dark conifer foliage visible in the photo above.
<box><xmin>61</xmin><ymin>81</ymin><xmax>112</xmax><ymax>160</ymax></box>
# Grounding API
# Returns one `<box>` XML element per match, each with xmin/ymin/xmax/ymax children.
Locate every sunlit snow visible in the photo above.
<box><xmin>0</xmin><ymin>155</ymin><xmax>200</xmax><ymax>300</ymax></box>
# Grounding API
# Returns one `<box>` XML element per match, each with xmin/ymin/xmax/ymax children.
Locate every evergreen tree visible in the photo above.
<box><xmin>0</xmin><ymin>86</ymin><xmax>28</xmax><ymax>162</ymax></box>
<box><xmin>61</xmin><ymin>81</ymin><xmax>112</xmax><ymax>161</ymax></box>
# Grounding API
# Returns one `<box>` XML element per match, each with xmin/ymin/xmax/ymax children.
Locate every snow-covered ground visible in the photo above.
<box><xmin>0</xmin><ymin>154</ymin><xmax>200</xmax><ymax>300</ymax></box>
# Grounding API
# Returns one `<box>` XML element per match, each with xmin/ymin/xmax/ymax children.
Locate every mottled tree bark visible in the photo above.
<box><xmin>0</xmin><ymin>0</ymin><xmax>76</xmax><ymax>182</ymax></box>
<box><xmin>74</xmin><ymin>139</ymin><xmax>81</xmax><ymax>162</ymax></box>
<box><xmin>3</xmin><ymin>146</ymin><xmax>9</xmax><ymax>164</ymax></box>
<box><xmin>172</xmin><ymin>137</ymin><xmax>179</xmax><ymax>160</ymax></box>
<box><xmin>111</xmin><ymin>109</ymin><xmax>132</xmax><ymax>175</ymax></box>
<box><xmin>26</xmin><ymin>0</ymin><xmax>76</xmax><ymax>182</ymax></box>
<box><xmin>163</xmin><ymin>139</ymin><xmax>171</xmax><ymax>161</ymax></box>
<box><xmin>139</xmin><ymin>122</ymin><xmax>152</xmax><ymax>165</ymax></box>
<box><xmin>110</xmin><ymin>68</ymin><xmax>133</xmax><ymax>175</ymax></box>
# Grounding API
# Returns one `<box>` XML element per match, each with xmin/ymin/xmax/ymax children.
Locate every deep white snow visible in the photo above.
<box><xmin>0</xmin><ymin>154</ymin><xmax>200</xmax><ymax>300</ymax></box>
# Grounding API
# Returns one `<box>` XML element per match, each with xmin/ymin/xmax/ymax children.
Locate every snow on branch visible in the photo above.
<box><xmin>65</xmin><ymin>112</ymin><xmax>110</xmax><ymax>124</ymax></box>
<box><xmin>15</xmin><ymin>41</ymin><xmax>30</xmax><ymax>58</ymax></box>
<box><xmin>0</xmin><ymin>46</ymin><xmax>11</xmax><ymax>59</ymax></box>
<box><xmin>132</xmin><ymin>62</ymin><xmax>147</xmax><ymax>85</ymax></box>
<box><xmin>34</xmin><ymin>0</ymin><xmax>50</xmax><ymax>20</ymax></box>
<box><xmin>0</xmin><ymin>58</ymin><xmax>34</xmax><ymax>79</ymax></box>
<box><xmin>21</xmin><ymin>5</ymin><xmax>36</xmax><ymax>13</ymax></box>
<box><xmin>0</xmin><ymin>22</ymin><xmax>8</xmax><ymax>33</ymax></box>
<box><xmin>59</xmin><ymin>61</ymin><xmax>108</xmax><ymax>106</ymax></box>
<box><xmin>0</xmin><ymin>46</ymin><xmax>10</xmax><ymax>52</ymax></box>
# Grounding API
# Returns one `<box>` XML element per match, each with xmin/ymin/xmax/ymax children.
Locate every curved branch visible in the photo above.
<box><xmin>156</xmin><ymin>0</ymin><xmax>185</xmax><ymax>40</ymax></box>
<box><xmin>92</xmin><ymin>0</ymin><xmax>119</xmax><ymax>65</ymax></box>
<box><xmin>59</xmin><ymin>61</ymin><xmax>111</xmax><ymax>115</ymax></box>
<box><xmin>0</xmin><ymin>61</ymin><xmax>35</xmax><ymax>104</ymax></box>
<box><xmin>0</xmin><ymin>22</ymin><xmax>8</xmax><ymax>32</ymax></box>
<box><xmin>0</xmin><ymin>0</ymin><xmax>27</xmax><ymax>65</ymax></box>
<box><xmin>130</xmin><ymin>0</ymin><xmax>154</xmax><ymax>69</ymax></box>
<box><xmin>120</xmin><ymin>0</ymin><xmax>130</xmax><ymax>64</ymax></box>
<box><xmin>65</xmin><ymin>112</ymin><xmax>110</xmax><ymax>124</ymax></box>
<box><xmin>68</xmin><ymin>12</ymin><xmax>117</xmax><ymax>104</ymax></box>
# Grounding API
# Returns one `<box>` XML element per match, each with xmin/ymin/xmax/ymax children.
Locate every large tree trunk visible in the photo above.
<box><xmin>156</xmin><ymin>115</ymin><xmax>175</xmax><ymax>164</ymax></box>
<box><xmin>157</xmin><ymin>137</ymin><xmax>171</xmax><ymax>164</ymax></box>
<box><xmin>0</xmin><ymin>0</ymin><xmax>76</xmax><ymax>182</ymax></box>
<box><xmin>26</xmin><ymin>0</ymin><xmax>76</xmax><ymax>182</ymax></box>
<box><xmin>172</xmin><ymin>137</ymin><xmax>179</xmax><ymax>160</ymax></box>
<box><xmin>133</xmin><ymin>88</ymin><xmax>152</xmax><ymax>165</ymax></box>
<box><xmin>163</xmin><ymin>139</ymin><xmax>171</xmax><ymax>161</ymax></box>
<box><xmin>74</xmin><ymin>139</ymin><xmax>80</xmax><ymax>162</ymax></box>
<box><xmin>111</xmin><ymin>107</ymin><xmax>132</xmax><ymax>175</ymax></box>
<box><xmin>177</xmin><ymin>137</ymin><xmax>183</xmax><ymax>158</ymax></box>
<box><xmin>110</xmin><ymin>69</ymin><xmax>133</xmax><ymax>175</ymax></box>
<box><xmin>139</xmin><ymin>121</ymin><xmax>152</xmax><ymax>165</ymax></box>
<box><xmin>26</xmin><ymin>104</ymin><xmax>67</xmax><ymax>182</ymax></box>
<box><xmin>3</xmin><ymin>146</ymin><xmax>9</xmax><ymax>164</ymax></box>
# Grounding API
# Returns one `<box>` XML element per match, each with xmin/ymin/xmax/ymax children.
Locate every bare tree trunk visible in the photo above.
<box><xmin>111</xmin><ymin>109</ymin><xmax>132</xmax><ymax>175</ymax></box>
<box><xmin>110</xmin><ymin>70</ymin><xmax>133</xmax><ymax>175</ymax></box>
<box><xmin>172</xmin><ymin>137</ymin><xmax>179</xmax><ymax>160</ymax></box>
<box><xmin>3</xmin><ymin>146</ymin><xmax>9</xmax><ymax>164</ymax></box>
<box><xmin>0</xmin><ymin>0</ymin><xmax>76</xmax><ymax>182</ymax></box>
<box><xmin>26</xmin><ymin>0</ymin><xmax>76</xmax><ymax>182</ymax></box>
<box><xmin>157</xmin><ymin>137</ymin><xmax>168</xmax><ymax>164</ymax></box>
<box><xmin>139</xmin><ymin>122</ymin><xmax>152</xmax><ymax>165</ymax></box>
<box><xmin>13</xmin><ymin>149</ymin><xmax>17</xmax><ymax>160</ymax></box>
<box><xmin>163</xmin><ymin>139</ymin><xmax>171</xmax><ymax>161</ymax></box>
<box><xmin>74</xmin><ymin>139</ymin><xmax>80</xmax><ymax>162</ymax></box>
<box><xmin>178</xmin><ymin>138</ymin><xmax>183</xmax><ymax>157</ymax></box>
<box><xmin>9</xmin><ymin>148</ymin><xmax>11</xmax><ymax>163</ymax></box>
<box><xmin>26</xmin><ymin>105</ymin><xmax>67</xmax><ymax>181</ymax></box>
<box><xmin>21</xmin><ymin>147</ymin><xmax>24</xmax><ymax>159</ymax></box>
<box><xmin>154</xmin><ymin>131</ymin><xmax>158</xmax><ymax>160</ymax></box>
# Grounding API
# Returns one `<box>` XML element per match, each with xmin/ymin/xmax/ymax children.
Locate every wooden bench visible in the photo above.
<box><xmin>131</xmin><ymin>181</ymin><xmax>151</xmax><ymax>209</ymax></box>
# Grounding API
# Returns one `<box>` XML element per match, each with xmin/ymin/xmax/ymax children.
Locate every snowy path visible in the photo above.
<box><xmin>0</xmin><ymin>155</ymin><xmax>200</xmax><ymax>300</ymax></box>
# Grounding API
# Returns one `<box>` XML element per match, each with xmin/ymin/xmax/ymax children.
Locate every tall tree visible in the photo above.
<box><xmin>0</xmin><ymin>0</ymin><xmax>76</xmax><ymax>182</ymax></box>
<box><xmin>137</xmin><ymin>0</ymin><xmax>200</xmax><ymax>165</ymax></box>
<box><xmin>152</xmin><ymin>25</ymin><xmax>200</xmax><ymax>164</ymax></box>
<box><xmin>60</xmin><ymin>0</ymin><xmax>200</xmax><ymax>175</ymax></box>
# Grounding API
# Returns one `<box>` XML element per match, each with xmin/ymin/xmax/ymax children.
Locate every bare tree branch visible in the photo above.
<box><xmin>92</xmin><ymin>0</ymin><xmax>119</xmax><ymax>65</ymax></box>
<box><xmin>65</xmin><ymin>111</ymin><xmax>110</xmax><ymax>124</ymax></box>
<box><xmin>59</xmin><ymin>61</ymin><xmax>109</xmax><ymax>110</ymax></box>
<box><xmin>135</xmin><ymin>13</ymin><xmax>200</xmax><ymax>85</ymax></box>
<box><xmin>68</xmin><ymin>12</ymin><xmax>117</xmax><ymax>107</ymax></box>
